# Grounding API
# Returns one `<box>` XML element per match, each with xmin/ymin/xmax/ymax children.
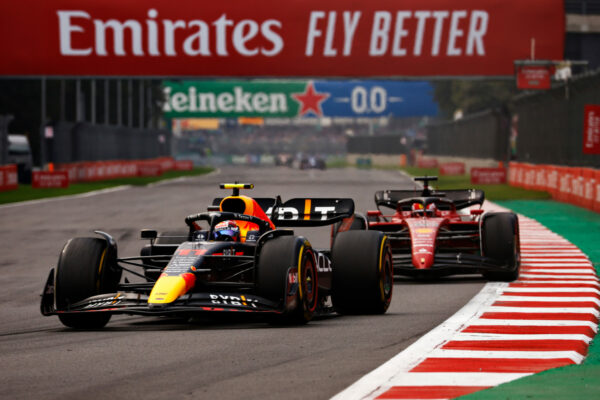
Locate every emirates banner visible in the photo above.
<box><xmin>0</xmin><ymin>0</ymin><xmax>564</xmax><ymax>77</ymax></box>
<box><xmin>163</xmin><ymin>80</ymin><xmax>438</xmax><ymax>118</ymax></box>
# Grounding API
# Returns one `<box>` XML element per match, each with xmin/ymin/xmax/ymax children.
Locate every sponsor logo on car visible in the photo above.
<box><xmin>209</xmin><ymin>294</ymin><xmax>258</xmax><ymax>308</ymax></box>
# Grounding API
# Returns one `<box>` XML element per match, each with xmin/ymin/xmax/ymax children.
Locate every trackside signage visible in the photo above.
<box><xmin>0</xmin><ymin>0</ymin><xmax>564</xmax><ymax>77</ymax></box>
<box><xmin>583</xmin><ymin>105</ymin><xmax>600</xmax><ymax>155</ymax></box>
<box><xmin>162</xmin><ymin>80</ymin><xmax>438</xmax><ymax>118</ymax></box>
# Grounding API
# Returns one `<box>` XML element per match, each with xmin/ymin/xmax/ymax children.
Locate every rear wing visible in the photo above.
<box><xmin>375</xmin><ymin>189</ymin><xmax>484</xmax><ymax>210</ymax></box>
<box><xmin>212</xmin><ymin>197</ymin><xmax>354</xmax><ymax>227</ymax></box>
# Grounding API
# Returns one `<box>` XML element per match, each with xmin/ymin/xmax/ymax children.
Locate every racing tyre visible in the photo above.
<box><xmin>331</xmin><ymin>231</ymin><xmax>393</xmax><ymax>314</ymax></box>
<box><xmin>330</xmin><ymin>213</ymin><xmax>367</xmax><ymax>248</ymax></box>
<box><xmin>55</xmin><ymin>237</ymin><xmax>121</xmax><ymax>329</ymax></box>
<box><xmin>481</xmin><ymin>212</ymin><xmax>520</xmax><ymax>282</ymax></box>
<box><xmin>257</xmin><ymin>236</ymin><xmax>318</xmax><ymax>324</ymax></box>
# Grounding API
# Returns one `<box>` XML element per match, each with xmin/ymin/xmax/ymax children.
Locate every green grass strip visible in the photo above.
<box><xmin>0</xmin><ymin>167</ymin><xmax>213</xmax><ymax>205</ymax></box>
<box><xmin>459</xmin><ymin>199</ymin><xmax>600</xmax><ymax>399</ymax></box>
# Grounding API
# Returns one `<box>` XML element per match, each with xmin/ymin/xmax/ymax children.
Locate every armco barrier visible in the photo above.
<box><xmin>0</xmin><ymin>164</ymin><xmax>18</xmax><ymax>191</ymax></box>
<box><xmin>32</xmin><ymin>171</ymin><xmax>69</xmax><ymax>188</ymax></box>
<box><xmin>509</xmin><ymin>162</ymin><xmax>600</xmax><ymax>212</ymax></box>
<box><xmin>417</xmin><ymin>157</ymin><xmax>438</xmax><ymax>168</ymax></box>
<box><xmin>471</xmin><ymin>167</ymin><xmax>507</xmax><ymax>184</ymax></box>
<box><xmin>137</xmin><ymin>160</ymin><xmax>163</xmax><ymax>177</ymax></box>
<box><xmin>174</xmin><ymin>160</ymin><xmax>194</xmax><ymax>170</ymax></box>
<box><xmin>440</xmin><ymin>162</ymin><xmax>465</xmax><ymax>175</ymax></box>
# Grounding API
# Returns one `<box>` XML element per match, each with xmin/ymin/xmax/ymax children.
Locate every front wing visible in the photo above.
<box><xmin>393</xmin><ymin>252</ymin><xmax>514</xmax><ymax>277</ymax></box>
<box><xmin>40</xmin><ymin>270</ymin><xmax>285</xmax><ymax>317</ymax></box>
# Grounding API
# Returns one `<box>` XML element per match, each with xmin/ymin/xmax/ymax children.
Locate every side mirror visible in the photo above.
<box><xmin>470</xmin><ymin>209</ymin><xmax>484</xmax><ymax>215</ymax></box>
<box><xmin>140</xmin><ymin>229</ymin><xmax>157</xmax><ymax>240</ymax></box>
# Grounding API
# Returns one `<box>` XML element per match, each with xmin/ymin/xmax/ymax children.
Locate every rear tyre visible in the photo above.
<box><xmin>257</xmin><ymin>236</ymin><xmax>318</xmax><ymax>324</ymax></box>
<box><xmin>331</xmin><ymin>231</ymin><xmax>393</xmax><ymax>314</ymax></box>
<box><xmin>481</xmin><ymin>212</ymin><xmax>520</xmax><ymax>282</ymax></box>
<box><xmin>330</xmin><ymin>213</ymin><xmax>367</xmax><ymax>247</ymax></box>
<box><xmin>55</xmin><ymin>237</ymin><xmax>121</xmax><ymax>329</ymax></box>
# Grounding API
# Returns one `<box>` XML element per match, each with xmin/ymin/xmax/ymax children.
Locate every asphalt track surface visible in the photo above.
<box><xmin>0</xmin><ymin>167</ymin><xmax>485</xmax><ymax>400</ymax></box>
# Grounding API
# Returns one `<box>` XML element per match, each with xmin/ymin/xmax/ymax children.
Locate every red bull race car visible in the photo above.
<box><xmin>332</xmin><ymin>176</ymin><xmax>520</xmax><ymax>281</ymax></box>
<box><xmin>41</xmin><ymin>183</ymin><xmax>393</xmax><ymax>329</ymax></box>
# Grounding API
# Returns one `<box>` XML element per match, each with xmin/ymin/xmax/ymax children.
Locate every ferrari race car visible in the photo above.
<box><xmin>41</xmin><ymin>183</ymin><xmax>393</xmax><ymax>329</ymax></box>
<box><xmin>332</xmin><ymin>176</ymin><xmax>520</xmax><ymax>281</ymax></box>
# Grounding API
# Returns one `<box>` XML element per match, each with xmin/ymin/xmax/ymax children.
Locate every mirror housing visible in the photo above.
<box><xmin>140</xmin><ymin>229</ymin><xmax>158</xmax><ymax>240</ymax></box>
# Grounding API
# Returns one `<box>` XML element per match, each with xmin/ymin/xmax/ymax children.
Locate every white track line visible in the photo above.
<box><xmin>468</xmin><ymin>319</ymin><xmax>598</xmax><ymax>328</ymax></box>
<box><xmin>0</xmin><ymin>168</ymin><xmax>221</xmax><ymax>209</ymax></box>
<box><xmin>451</xmin><ymin>333</ymin><xmax>593</xmax><ymax>342</ymax></box>
<box><xmin>427</xmin><ymin>349</ymin><xmax>585</xmax><ymax>363</ymax></box>
<box><xmin>0</xmin><ymin>185</ymin><xmax>132</xmax><ymax>209</ymax></box>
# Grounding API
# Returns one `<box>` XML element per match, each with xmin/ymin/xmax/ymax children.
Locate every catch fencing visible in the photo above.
<box><xmin>346</xmin><ymin>135</ymin><xmax>408</xmax><ymax>155</ymax></box>
<box><xmin>50</xmin><ymin>121</ymin><xmax>170</xmax><ymax>164</ymax></box>
<box><xmin>423</xmin><ymin>69</ymin><xmax>600</xmax><ymax>168</ymax></box>
<box><xmin>425</xmin><ymin>109</ymin><xmax>508</xmax><ymax>161</ymax></box>
<box><xmin>0</xmin><ymin>115</ymin><xmax>13</xmax><ymax>165</ymax></box>
<box><xmin>511</xmin><ymin>69</ymin><xmax>600</xmax><ymax>167</ymax></box>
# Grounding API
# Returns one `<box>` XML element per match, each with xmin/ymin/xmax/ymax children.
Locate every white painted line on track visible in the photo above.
<box><xmin>427</xmin><ymin>349</ymin><xmax>585</xmax><ymax>363</ymax></box>
<box><xmin>0</xmin><ymin>185</ymin><xmax>132</xmax><ymax>209</ymax></box>
<box><xmin>468</xmin><ymin>319</ymin><xmax>599</xmax><ymax>329</ymax></box>
<box><xmin>502</xmin><ymin>287</ymin><xmax>600</xmax><ymax>293</ymax></box>
<box><xmin>380</xmin><ymin>372</ymin><xmax>532</xmax><ymax>387</ymax></box>
<box><xmin>519</xmin><ymin>274</ymin><xmax>598</xmax><ymax>280</ymax></box>
<box><xmin>0</xmin><ymin>168</ymin><xmax>221</xmax><ymax>209</ymax></box>
<box><xmin>451</xmin><ymin>333</ymin><xmax>593</xmax><ymax>342</ymax></box>
<box><xmin>330</xmin><ymin>283</ymin><xmax>508</xmax><ymax>400</ymax></box>
<box><xmin>497</xmin><ymin>296</ymin><xmax>600</xmax><ymax>303</ymax></box>
<box><xmin>486</xmin><ymin>306</ymin><xmax>599</xmax><ymax>314</ymax></box>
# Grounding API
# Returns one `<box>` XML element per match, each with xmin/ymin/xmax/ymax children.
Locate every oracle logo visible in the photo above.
<box><xmin>57</xmin><ymin>9</ymin><xmax>284</xmax><ymax>57</ymax></box>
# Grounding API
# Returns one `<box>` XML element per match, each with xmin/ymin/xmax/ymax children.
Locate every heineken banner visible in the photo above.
<box><xmin>0</xmin><ymin>0</ymin><xmax>563</xmax><ymax>77</ymax></box>
<box><xmin>163</xmin><ymin>80</ymin><xmax>438</xmax><ymax>118</ymax></box>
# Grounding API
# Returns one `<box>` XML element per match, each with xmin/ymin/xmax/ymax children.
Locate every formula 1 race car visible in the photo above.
<box><xmin>332</xmin><ymin>176</ymin><xmax>520</xmax><ymax>281</ymax></box>
<box><xmin>41</xmin><ymin>183</ymin><xmax>393</xmax><ymax>329</ymax></box>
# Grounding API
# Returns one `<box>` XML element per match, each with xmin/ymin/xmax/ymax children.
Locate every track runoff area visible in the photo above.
<box><xmin>333</xmin><ymin>202</ymin><xmax>598</xmax><ymax>400</ymax></box>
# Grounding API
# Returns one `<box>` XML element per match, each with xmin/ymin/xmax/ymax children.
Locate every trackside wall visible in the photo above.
<box><xmin>509</xmin><ymin>162</ymin><xmax>600</xmax><ymax>212</ymax></box>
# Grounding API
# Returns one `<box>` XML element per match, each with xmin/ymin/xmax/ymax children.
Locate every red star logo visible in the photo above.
<box><xmin>292</xmin><ymin>82</ymin><xmax>330</xmax><ymax>117</ymax></box>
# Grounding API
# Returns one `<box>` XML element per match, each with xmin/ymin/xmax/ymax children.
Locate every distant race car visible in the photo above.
<box><xmin>332</xmin><ymin>176</ymin><xmax>520</xmax><ymax>281</ymax></box>
<box><xmin>300</xmin><ymin>155</ymin><xmax>326</xmax><ymax>170</ymax></box>
<box><xmin>41</xmin><ymin>183</ymin><xmax>393</xmax><ymax>329</ymax></box>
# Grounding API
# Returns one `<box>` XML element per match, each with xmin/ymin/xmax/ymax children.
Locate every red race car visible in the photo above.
<box><xmin>333</xmin><ymin>176</ymin><xmax>520</xmax><ymax>281</ymax></box>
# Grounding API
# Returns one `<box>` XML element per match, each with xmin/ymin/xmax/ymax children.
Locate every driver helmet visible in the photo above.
<box><xmin>213</xmin><ymin>220</ymin><xmax>240</xmax><ymax>242</ymax></box>
<box><xmin>411</xmin><ymin>202</ymin><xmax>425</xmax><ymax>216</ymax></box>
<box><xmin>426</xmin><ymin>203</ymin><xmax>438</xmax><ymax>216</ymax></box>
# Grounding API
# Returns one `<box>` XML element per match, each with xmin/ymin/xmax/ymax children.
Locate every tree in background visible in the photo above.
<box><xmin>432</xmin><ymin>80</ymin><xmax>516</xmax><ymax>118</ymax></box>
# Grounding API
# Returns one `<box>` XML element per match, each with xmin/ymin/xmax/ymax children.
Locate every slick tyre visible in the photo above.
<box><xmin>331</xmin><ymin>231</ymin><xmax>393</xmax><ymax>314</ymax></box>
<box><xmin>330</xmin><ymin>213</ymin><xmax>367</xmax><ymax>248</ymax></box>
<box><xmin>257</xmin><ymin>236</ymin><xmax>318</xmax><ymax>324</ymax></box>
<box><xmin>481</xmin><ymin>212</ymin><xmax>520</xmax><ymax>282</ymax></box>
<box><xmin>55</xmin><ymin>237</ymin><xmax>121</xmax><ymax>329</ymax></box>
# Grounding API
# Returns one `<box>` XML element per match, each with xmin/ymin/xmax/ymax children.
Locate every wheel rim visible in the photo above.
<box><xmin>380</xmin><ymin>250</ymin><xmax>393</xmax><ymax>301</ymax></box>
<box><xmin>302</xmin><ymin>253</ymin><xmax>318</xmax><ymax>312</ymax></box>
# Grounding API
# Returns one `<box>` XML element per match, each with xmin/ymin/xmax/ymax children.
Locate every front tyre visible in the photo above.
<box><xmin>331</xmin><ymin>231</ymin><xmax>393</xmax><ymax>314</ymax></box>
<box><xmin>257</xmin><ymin>236</ymin><xmax>318</xmax><ymax>324</ymax></box>
<box><xmin>55</xmin><ymin>237</ymin><xmax>121</xmax><ymax>329</ymax></box>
